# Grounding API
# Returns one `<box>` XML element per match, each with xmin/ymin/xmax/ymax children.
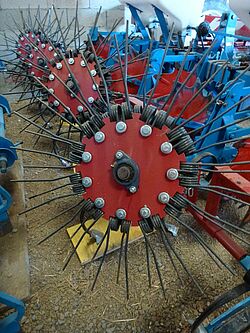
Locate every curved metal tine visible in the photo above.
<box><xmin>28</xmin><ymin>183</ymin><xmax>69</xmax><ymax>200</ymax></box>
<box><xmin>194</xmin><ymin>185</ymin><xmax>250</xmax><ymax>209</ymax></box>
<box><xmin>38</xmin><ymin>201</ymin><xmax>85</xmax><ymax>245</ymax></box>
<box><xmin>143</xmin><ymin>23</ymin><xmax>175</xmax><ymax>114</ymax></box>
<box><xmin>96</xmin><ymin>18</ymin><xmax>123</xmax><ymax>56</ymax></box>
<box><xmin>52</xmin><ymin>7</ymin><xmax>66</xmax><ymax>49</ymax></box>
<box><xmin>91</xmin><ymin>221</ymin><xmax>111</xmax><ymax>262</ymax></box>
<box><xmin>158</xmin><ymin>225</ymin><xmax>184</xmax><ymax>284</ymax></box>
<box><xmin>160</xmin><ymin>223</ymin><xmax>204</xmax><ymax>294</ymax></box>
<box><xmin>87</xmin><ymin>34</ymin><xmax>111</xmax><ymax>111</ymax></box>
<box><xmin>40</xmin><ymin>200</ymin><xmax>82</xmax><ymax>227</ymax></box>
<box><xmin>171</xmin><ymin>214</ymin><xmax>235</xmax><ymax>275</ymax></box>
<box><xmin>91</xmin><ymin>222</ymin><xmax>112</xmax><ymax>291</ymax></box>
<box><xmin>145</xmin><ymin>234</ymin><xmax>152</xmax><ymax>288</ymax></box>
<box><xmin>63</xmin><ymin>215</ymin><xmax>102</xmax><ymax>271</ymax></box>
<box><xmin>186</xmin><ymin>197</ymin><xmax>250</xmax><ymax>245</ymax></box>
<box><xmin>113</xmin><ymin>33</ymin><xmax>131</xmax><ymax>111</ymax></box>
<box><xmin>91</xmin><ymin>6</ymin><xmax>102</xmax><ymax>39</ymax></box>
<box><xmin>124</xmin><ymin>222</ymin><xmax>131</xmax><ymax>299</ymax></box>
<box><xmin>19</xmin><ymin>192</ymin><xmax>78</xmax><ymax>216</ymax></box>
<box><xmin>116</xmin><ymin>232</ymin><xmax>126</xmax><ymax>284</ymax></box>
<box><xmin>139</xmin><ymin>221</ymin><xmax>166</xmax><ymax>298</ymax></box>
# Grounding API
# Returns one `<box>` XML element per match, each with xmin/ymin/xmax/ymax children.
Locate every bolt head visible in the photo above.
<box><xmin>53</xmin><ymin>100</ymin><xmax>59</xmax><ymax>107</ymax></box>
<box><xmin>49</xmin><ymin>74</ymin><xmax>55</xmax><ymax>81</ymax></box>
<box><xmin>80</xmin><ymin>60</ymin><xmax>86</xmax><ymax>67</ymax></box>
<box><xmin>88</xmin><ymin>96</ymin><xmax>94</xmax><ymax>104</ymax></box>
<box><xmin>160</xmin><ymin>142</ymin><xmax>172</xmax><ymax>154</ymax></box>
<box><xmin>54</xmin><ymin>52</ymin><xmax>57</xmax><ymax>57</ymax></box>
<box><xmin>20</xmin><ymin>37</ymin><xmax>24</xmax><ymax>41</ymax></box>
<box><xmin>56</xmin><ymin>63</ymin><xmax>62</xmax><ymax>70</ymax></box>
<box><xmin>91</xmin><ymin>69</ymin><xmax>97</xmax><ymax>77</ymax></box>
<box><xmin>140</xmin><ymin>125</ymin><xmax>152</xmax><ymax>137</ymax></box>
<box><xmin>31</xmin><ymin>71</ymin><xmax>35</xmax><ymax>76</ymax></box>
<box><xmin>94</xmin><ymin>197</ymin><xmax>105</xmax><ymax>209</ymax></box>
<box><xmin>68</xmin><ymin>58</ymin><xmax>74</xmax><ymax>65</ymax></box>
<box><xmin>92</xmin><ymin>84</ymin><xmax>98</xmax><ymax>91</ymax></box>
<box><xmin>48</xmin><ymin>88</ymin><xmax>54</xmax><ymax>94</ymax></box>
<box><xmin>140</xmin><ymin>206</ymin><xmax>151</xmax><ymax>219</ymax></box>
<box><xmin>116</xmin><ymin>121</ymin><xmax>127</xmax><ymax>134</ymax></box>
<box><xmin>166</xmin><ymin>168</ymin><xmax>179</xmax><ymax>180</ymax></box>
<box><xmin>29</xmin><ymin>54</ymin><xmax>33</xmax><ymax>59</ymax></box>
<box><xmin>82</xmin><ymin>152</ymin><xmax>92</xmax><ymax>163</ymax></box>
<box><xmin>115</xmin><ymin>151</ymin><xmax>123</xmax><ymax>159</ymax></box>
<box><xmin>158</xmin><ymin>192</ymin><xmax>170</xmax><ymax>204</ymax></box>
<box><xmin>41</xmin><ymin>43</ymin><xmax>45</xmax><ymax>49</ymax></box>
<box><xmin>77</xmin><ymin>105</ymin><xmax>84</xmax><ymax>112</ymax></box>
<box><xmin>116</xmin><ymin>208</ymin><xmax>127</xmax><ymax>219</ymax></box>
<box><xmin>82</xmin><ymin>177</ymin><xmax>92</xmax><ymax>188</ymax></box>
<box><xmin>48</xmin><ymin>46</ymin><xmax>53</xmax><ymax>51</ymax></box>
<box><xmin>94</xmin><ymin>131</ymin><xmax>105</xmax><ymax>143</ymax></box>
<box><xmin>129</xmin><ymin>186</ymin><xmax>137</xmax><ymax>193</ymax></box>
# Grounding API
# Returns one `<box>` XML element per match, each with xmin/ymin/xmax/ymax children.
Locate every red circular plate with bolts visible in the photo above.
<box><xmin>76</xmin><ymin>113</ymin><xmax>185</xmax><ymax>225</ymax></box>
<box><xmin>47</xmin><ymin>54</ymin><xmax>101</xmax><ymax>116</ymax></box>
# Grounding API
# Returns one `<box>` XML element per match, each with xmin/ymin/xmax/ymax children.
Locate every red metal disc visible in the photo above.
<box><xmin>76</xmin><ymin>113</ymin><xmax>185</xmax><ymax>225</ymax></box>
<box><xmin>47</xmin><ymin>54</ymin><xmax>101</xmax><ymax>116</ymax></box>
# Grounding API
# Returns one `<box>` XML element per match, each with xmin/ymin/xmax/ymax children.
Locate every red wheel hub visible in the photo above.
<box><xmin>76</xmin><ymin>113</ymin><xmax>185</xmax><ymax>225</ymax></box>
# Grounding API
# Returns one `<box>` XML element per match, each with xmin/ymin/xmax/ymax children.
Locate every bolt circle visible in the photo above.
<box><xmin>92</xmin><ymin>84</ymin><xmax>98</xmax><ymax>91</ymax></box>
<box><xmin>29</xmin><ymin>54</ymin><xmax>33</xmax><ymax>59</ymax></box>
<box><xmin>166</xmin><ymin>168</ymin><xmax>179</xmax><ymax>180</ymax></box>
<box><xmin>41</xmin><ymin>43</ymin><xmax>45</xmax><ymax>48</ymax></box>
<box><xmin>91</xmin><ymin>69</ymin><xmax>97</xmax><ymax>77</ymax></box>
<box><xmin>48</xmin><ymin>88</ymin><xmax>54</xmax><ymax>94</ymax></box>
<box><xmin>160</xmin><ymin>142</ymin><xmax>172</xmax><ymax>154</ymax></box>
<box><xmin>53</xmin><ymin>100</ymin><xmax>59</xmax><ymax>107</ymax></box>
<box><xmin>115</xmin><ymin>151</ymin><xmax>123</xmax><ymax>159</ymax></box>
<box><xmin>116</xmin><ymin>208</ymin><xmax>127</xmax><ymax>219</ymax></box>
<box><xmin>140</xmin><ymin>125</ymin><xmax>152</xmax><ymax>137</ymax></box>
<box><xmin>158</xmin><ymin>192</ymin><xmax>170</xmax><ymax>204</ymax></box>
<box><xmin>68</xmin><ymin>58</ymin><xmax>74</xmax><ymax>65</ymax></box>
<box><xmin>94</xmin><ymin>197</ymin><xmax>105</xmax><ymax>209</ymax></box>
<box><xmin>82</xmin><ymin>177</ymin><xmax>92</xmax><ymax>188</ymax></box>
<box><xmin>129</xmin><ymin>186</ymin><xmax>137</xmax><ymax>193</ymax></box>
<box><xmin>140</xmin><ymin>206</ymin><xmax>151</xmax><ymax>219</ymax></box>
<box><xmin>48</xmin><ymin>46</ymin><xmax>53</xmax><ymax>51</ymax></box>
<box><xmin>56</xmin><ymin>63</ymin><xmax>62</xmax><ymax>70</ymax></box>
<box><xmin>94</xmin><ymin>131</ymin><xmax>105</xmax><ymax>143</ymax></box>
<box><xmin>82</xmin><ymin>152</ymin><xmax>92</xmax><ymax>163</ymax></box>
<box><xmin>116</xmin><ymin>121</ymin><xmax>127</xmax><ymax>134</ymax></box>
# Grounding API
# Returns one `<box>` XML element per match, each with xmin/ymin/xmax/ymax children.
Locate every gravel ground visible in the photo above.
<box><xmin>4</xmin><ymin>99</ymin><xmax>250</xmax><ymax>333</ymax></box>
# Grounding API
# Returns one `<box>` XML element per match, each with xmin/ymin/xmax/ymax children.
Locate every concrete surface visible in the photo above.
<box><xmin>0</xmin><ymin>154</ymin><xmax>30</xmax><ymax>302</ymax></box>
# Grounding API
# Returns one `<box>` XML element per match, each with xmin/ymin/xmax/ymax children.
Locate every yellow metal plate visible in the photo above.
<box><xmin>67</xmin><ymin>218</ymin><xmax>142</xmax><ymax>264</ymax></box>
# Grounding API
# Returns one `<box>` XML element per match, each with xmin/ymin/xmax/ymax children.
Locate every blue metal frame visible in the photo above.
<box><xmin>0</xmin><ymin>291</ymin><xmax>25</xmax><ymax>333</ymax></box>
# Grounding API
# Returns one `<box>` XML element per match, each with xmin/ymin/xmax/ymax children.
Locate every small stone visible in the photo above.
<box><xmin>35</xmin><ymin>324</ymin><xmax>43</xmax><ymax>331</ymax></box>
<box><xmin>31</xmin><ymin>315</ymin><xmax>36</xmax><ymax>321</ymax></box>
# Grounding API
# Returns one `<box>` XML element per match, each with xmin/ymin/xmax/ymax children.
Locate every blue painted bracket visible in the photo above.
<box><xmin>127</xmin><ymin>3</ymin><xmax>150</xmax><ymax>40</ymax></box>
<box><xmin>152</xmin><ymin>5</ymin><xmax>169</xmax><ymax>44</ymax></box>
<box><xmin>0</xmin><ymin>291</ymin><xmax>25</xmax><ymax>333</ymax></box>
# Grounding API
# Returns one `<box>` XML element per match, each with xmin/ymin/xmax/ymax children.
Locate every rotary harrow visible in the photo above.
<box><xmin>0</xmin><ymin>2</ymin><xmax>250</xmax><ymax>332</ymax></box>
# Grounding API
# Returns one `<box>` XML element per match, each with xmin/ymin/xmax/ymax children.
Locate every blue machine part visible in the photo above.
<box><xmin>0</xmin><ymin>95</ymin><xmax>17</xmax><ymax>236</ymax></box>
<box><xmin>201</xmin><ymin>297</ymin><xmax>250</xmax><ymax>333</ymax></box>
<box><xmin>188</xmin><ymin>76</ymin><xmax>250</xmax><ymax>165</ymax></box>
<box><xmin>0</xmin><ymin>95</ymin><xmax>18</xmax><ymax>173</ymax></box>
<box><xmin>0</xmin><ymin>291</ymin><xmax>25</xmax><ymax>333</ymax></box>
